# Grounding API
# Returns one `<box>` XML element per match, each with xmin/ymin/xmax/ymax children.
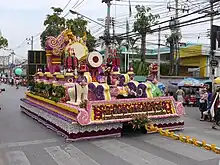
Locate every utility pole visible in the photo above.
<box><xmin>210</xmin><ymin>0</ymin><xmax>215</xmax><ymax>93</ymax></box>
<box><xmin>157</xmin><ymin>26</ymin><xmax>161</xmax><ymax>81</ymax></box>
<box><xmin>102</xmin><ymin>0</ymin><xmax>112</xmax><ymax>63</ymax></box>
<box><xmin>26</xmin><ymin>36</ymin><xmax>34</xmax><ymax>50</ymax></box>
<box><xmin>198</xmin><ymin>0</ymin><xmax>219</xmax><ymax>93</ymax></box>
<box><xmin>175</xmin><ymin>0</ymin><xmax>179</xmax><ymax>76</ymax></box>
<box><xmin>126</xmin><ymin>19</ymin><xmax>129</xmax><ymax>72</ymax></box>
<box><xmin>112</xmin><ymin>17</ymin><xmax>115</xmax><ymax>44</ymax></box>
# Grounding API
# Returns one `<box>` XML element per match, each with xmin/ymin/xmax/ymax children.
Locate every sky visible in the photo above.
<box><xmin>0</xmin><ymin>0</ymin><xmax>216</xmax><ymax>61</ymax></box>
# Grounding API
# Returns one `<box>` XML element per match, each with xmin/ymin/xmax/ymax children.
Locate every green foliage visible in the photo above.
<box><xmin>40</xmin><ymin>7</ymin><xmax>96</xmax><ymax>51</ymax></box>
<box><xmin>133</xmin><ymin>5</ymin><xmax>159</xmax><ymax>61</ymax></box>
<box><xmin>30</xmin><ymin>81</ymin><xmax>65</xmax><ymax>102</ymax></box>
<box><xmin>160</xmin><ymin>63</ymin><xmax>170</xmax><ymax>76</ymax></box>
<box><xmin>40</xmin><ymin>7</ymin><xmax>66</xmax><ymax>48</ymax></box>
<box><xmin>66</xmin><ymin>18</ymin><xmax>96</xmax><ymax>52</ymax></box>
<box><xmin>132</xmin><ymin>60</ymin><xmax>149</xmax><ymax>76</ymax></box>
<box><xmin>0</xmin><ymin>36</ymin><xmax>8</xmax><ymax>49</ymax></box>
<box><xmin>130</xmin><ymin>114</ymin><xmax>151</xmax><ymax>130</ymax></box>
<box><xmin>133</xmin><ymin>5</ymin><xmax>159</xmax><ymax>36</ymax></box>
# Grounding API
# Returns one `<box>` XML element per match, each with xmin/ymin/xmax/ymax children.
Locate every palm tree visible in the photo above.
<box><xmin>132</xmin><ymin>5</ymin><xmax>159</xmax><ymax>75</ymax></box>
<box><xmin>166</xmin><ymin>31</ymin><xmax>181</xmax><ymax>75</ymax></box>
<box><xmin>133</xmin><ymin>5</ymin><xmax>160</xmax><ymax>61</ymax></box>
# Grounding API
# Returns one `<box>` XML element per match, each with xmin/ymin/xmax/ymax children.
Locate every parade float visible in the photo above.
<box><xmin>20</xmin><ymin>29</ymin><xmax>185</xmax><ymax>141</ymax></box>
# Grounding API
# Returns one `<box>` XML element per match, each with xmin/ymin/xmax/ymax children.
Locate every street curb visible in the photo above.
<box><xmin>146</xmin><ymin>124</ymin><xmax>220</xmax><ymax>154</ymax></box>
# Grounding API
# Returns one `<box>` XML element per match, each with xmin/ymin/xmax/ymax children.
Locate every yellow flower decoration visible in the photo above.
<box><xmin>202</xmin><ymin>140</ymin><xmax>207</xmax><ymax>147</ymax></box>
<box><xmin>164</xmin><ymin>130</ymin><xmax>170</xmax><ymax>136</ymax></box>
<box><xmin>169</xmin><ymin>132</ymin><xmax>174</xmax><ymax>138</ymax></box>
<box><xmin>179</xmin><ymin>134</ymin><xmax>183</xmax><ymax>141</ymax></box>
<box><xmin>173</xmin><ymin>135</ymin><xmax>179</xmax><ymax>140</ymax></box>
<box><xmin>214</xmin><ymin>149</ymin><xmax>220</xmax><ymax>154</ymax></box>
<box><xmin>185</xmin><ymin>136</ymin><xmax>190</xmax><ymax>143</ymax></box>
<box><xmin>159</xmin><ymin>130</ymin><xmax>164</xmax><ymax>136</ymax></box>
<box><xmin>192</xmin><ymin>138</ymin><xmax>197</xmax><ymax>145</ymax></box>
<box><xmin>210</xmin><ymin>144</ymin><xmax>216</xmax><ymax>151</ymax></box>
<box><xmin>204</xmin><ymin>146</ymin><xmax>211</xmax><ymax>150</ymax></box>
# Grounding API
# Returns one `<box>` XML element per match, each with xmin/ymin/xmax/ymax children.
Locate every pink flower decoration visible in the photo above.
<box><xmin>175</xmin><ymin>101</ymin><xmax>185</xmax><ymax>116</ymax></box>
<box><xmin>77</xmin><ymin>109</ymin><xmax>90</xmax><ymax>125</ymax></box>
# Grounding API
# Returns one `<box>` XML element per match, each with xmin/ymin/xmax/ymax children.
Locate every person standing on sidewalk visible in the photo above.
<box><xmin>199</xmin><ymin>88</ymin><xmax>208</xmax><ymax>121</ymax></box>
<box><xmin>210</xmin><ymin>88</ymin><xmax>220</xmax><ymax>129</ymax></box>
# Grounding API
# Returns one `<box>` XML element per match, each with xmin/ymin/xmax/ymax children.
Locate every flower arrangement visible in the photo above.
<box><xmin>29</xmin><ymin>82</ymin><xmax>65</xmax><ymax>103</ymax></box>
<box><xmin>129</xmin><ymin>113</ymin><xmax>151</xmax><ymax>131</ymax></box>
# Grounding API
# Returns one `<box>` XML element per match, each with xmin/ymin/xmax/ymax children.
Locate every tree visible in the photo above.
<box><xmin>133</xmin><ymin>5</ymin><xmax>159</xmax><ymax>61</ymax></box>
<box><xmin>0</xmin><ymin>36</ymin><xmax>8</xmax><ymax>49</ymax></box>
<box><xmin>0</xmin><ymin>31</ymin><xmax>8</xmax><ymax>49</ymax></box>
<box><xmin>132</xmin><ymin>5</ymin><xmax>159</xmax><ymax>76</ymax></box>
<box><xmin>40</xmin><ymin>7</ymin><xmax>96</xmax><ymax>51</ymax></box>
<box><xmin>66</xmin><ymin>18</ymin><xmax>96</xmax><ymax>52</ymax></box>
<box><xmin>166</xmin><ymin>31</ymin><xmax>181</xmax><ymax>75</ymax></box>
<box><xmin>40</xmin><ymin>7</ymin><xmax>66</xmax><ymax>49</ymax></box>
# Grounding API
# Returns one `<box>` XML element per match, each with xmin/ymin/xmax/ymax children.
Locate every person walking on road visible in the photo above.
<box><xmin>15</xmin><ymin>77</ymin><xmax>19</xmax><ymax>89</ymax></box>
<box><xmin>199</xmin><ymin>88</ymin><xmax>208</xmax><ymax>121</ymax></box>
<box><xmin>176</xmin><ymin>87</ymin><xmax>185</xmax><ymax>103</ymax></box>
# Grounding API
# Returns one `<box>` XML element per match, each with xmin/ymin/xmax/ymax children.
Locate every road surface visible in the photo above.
<box><xmin>0</xmin><ymin>84</ymin><xmax>219</xmax><ymax>165</ymax></box>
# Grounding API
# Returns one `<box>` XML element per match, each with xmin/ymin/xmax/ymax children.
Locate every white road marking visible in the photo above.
<box><xmin>92</xmin><ymin>139</ymin><xmax>177</xmax><ymax>165</ymax></box>
<box><xmin>0</xmin><ymin>138</ymin><xmax>58</xmax><ymax>149</ymax></box>
<box><xmin>45</xmin><ymin>146</ymin><xmax>80</xmax><ymax>165</ymax></box>
<box><xmin>65</xmin><ymin>144</ymin><xmax>100</xmax><ymax>165</ymax></box>
<box><xmin>145</xmin><ymin>137</ymin><xmax>218</xmax><ymax>161</ymax></box>
<box><xmin>6</xmin><ymin>151</ymin><xmax>31</xmax><ymax>165</ymax></box>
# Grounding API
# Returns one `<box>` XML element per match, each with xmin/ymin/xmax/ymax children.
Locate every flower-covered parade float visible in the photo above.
<box><xmin>20</xmin><ymin>29</ymin><xmax>184</xmax><ymax>141</ymax></box>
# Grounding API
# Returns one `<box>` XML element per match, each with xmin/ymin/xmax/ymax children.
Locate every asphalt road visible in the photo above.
<box><xmin>0</xmin><ymin>84</ymin><xmax>220</xmax><ymax>165</ymax></box>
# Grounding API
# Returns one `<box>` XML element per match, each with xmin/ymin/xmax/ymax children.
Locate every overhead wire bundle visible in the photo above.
<box><xmin>114</xmin><ymin>2</ymin><xmax>220</xmax><ymax>39</ymax></box>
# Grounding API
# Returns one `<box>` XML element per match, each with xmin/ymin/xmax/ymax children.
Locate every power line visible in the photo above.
<box><xmin>115</xmin><ymin>2</ymin><xmax>219</xmax><ymax>38</ymax></box>
<box><xmin>120</xmin><ymin>14</ymin><xmax>220</xmax><ymax>39</ymax></box>
<box><xmin>62</xmin><ymin>0</ymin><xmax>73</xmax><ymax>11</ymax></box>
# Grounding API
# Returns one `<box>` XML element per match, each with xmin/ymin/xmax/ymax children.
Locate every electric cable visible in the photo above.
<box><xmin>62</xmin><ymin>0</ymin><xmax>73</xmax><ymax>11</ymax></box>
<box><xmin>115</xmin><ymin>2</ymin><xmax>219</xmax><ymax>38</ymax></box>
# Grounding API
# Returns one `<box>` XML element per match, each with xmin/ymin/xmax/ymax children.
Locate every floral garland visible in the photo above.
<box><xmin>146</xmin><ymin>124</ymin><xmax>220</xmax><ymax>154</ymax></box>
